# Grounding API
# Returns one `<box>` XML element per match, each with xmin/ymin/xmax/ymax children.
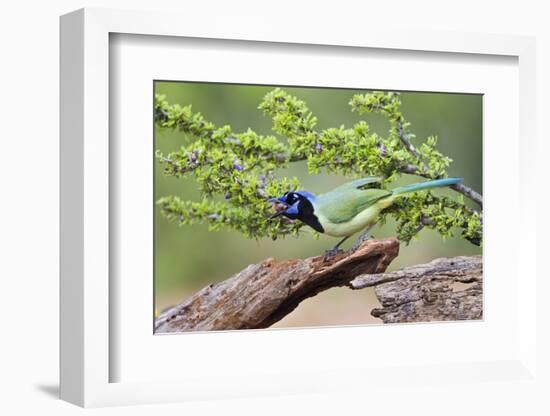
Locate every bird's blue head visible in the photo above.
<box><xmin>268</xmin><ymin>191</ymin><xmax>324</xmax><ymax>233</ymax></box>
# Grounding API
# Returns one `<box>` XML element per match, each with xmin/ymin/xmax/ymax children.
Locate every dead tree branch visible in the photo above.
<box><xmin>155</xmin><ymin>238</ymin><xmax>400</xmax><ymax>332</ymax></box>
<box><xmin>155</xmin><ymin>241</ymin><xmax>482</xmax><ymax>333</ymax></box>
<box><xmin>350</xmin><ymin>255</ymin><xmax>482</xmax><ymax>323</ymax></box>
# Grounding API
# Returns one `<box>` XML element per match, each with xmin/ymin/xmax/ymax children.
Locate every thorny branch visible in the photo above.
<box><xmin>155</xmin><ymin>90</ymin><xmax>483</xmax><ymax>245</ymax></box>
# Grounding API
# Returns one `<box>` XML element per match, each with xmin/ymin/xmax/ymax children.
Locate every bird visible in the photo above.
<box><xmin>269</xmin><ymin>176</ymin><xmax>463</xmax><ymax>256</ymax></box>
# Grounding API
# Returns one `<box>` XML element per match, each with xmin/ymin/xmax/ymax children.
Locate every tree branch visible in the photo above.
<box><xmin>155</xmin><ymin>239</ymin><xmax>482</xmax><ymax>332</ymax></box>
<box><xmin>155</xmin><ymin>104</ymin><xmax>483</xmax><ymax>208</ymax></box>
<box><xmin>401</xmin><ymin>164</ymin><xmax>483</xmax><ymax>208</ymax></box>
<box><xmin>350</xmin><ymin>100</ymin><xmax>483</xmax><ymax>208</ymax></box>
<box><xmin>450</xmin><ymin>182</ymin><xmax>483</xmax><ymax>207</ymax></box>
<box><xmin>397</xmin><ymin>125</ymin><xmax>423</xmax><ymax>160</ymax></box>
<box><xmin>155</xmin><ymin>238</ymin><xmax>400</xmax><ymax>332</ymax></box>
<box><xmin>350</xmin><ymin>255</ymin><xmax>482</xmax><ymax>323</ymax></box>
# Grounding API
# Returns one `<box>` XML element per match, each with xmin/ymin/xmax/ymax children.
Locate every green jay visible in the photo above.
<box><xmin>269</xmin><ymin>176</ymin><xmax>462</xmax><ymax>254</ymax></box>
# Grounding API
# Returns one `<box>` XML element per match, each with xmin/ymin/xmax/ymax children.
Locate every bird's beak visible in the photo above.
<box><xmin>268</xmin><ymin>197</ymin><xmax>288</xmax><ymax>219</ymax></box>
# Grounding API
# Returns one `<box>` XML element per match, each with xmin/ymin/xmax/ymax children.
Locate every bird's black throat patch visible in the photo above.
<box><xmin>283</xmin><ymin>196</ymin><xmax>324</xmax><ymax>233</ymax></box>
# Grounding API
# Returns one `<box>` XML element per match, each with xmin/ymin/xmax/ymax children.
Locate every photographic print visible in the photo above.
<box><xmin>153</xmin><ymin>82</ymin><xmax>483</xmax><ymax>333</ymax></box>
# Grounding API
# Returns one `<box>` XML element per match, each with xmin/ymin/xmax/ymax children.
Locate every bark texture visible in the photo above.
<box><xmin>155</xmin><ymin>238</ymin><xmax>400</xmax><ymax>332</ymax></box>
<box><xmin>351</xmin><ymin>255</ymin><xmax>482</xmax><ymax>323</ymax></box>
<box><xmin>155</xmin><ymin>239</ymin><xmax>483</xmax><ymax>332</ymax></box>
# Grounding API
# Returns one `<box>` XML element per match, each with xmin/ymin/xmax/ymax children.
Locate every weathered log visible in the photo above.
<box><xmin>350</xmin><ymin>255</ymin><xmax>483</xmax><ymax>323</ymax></box>
<box><xmin>155</xmin><ymin>238</ymin><xmax>483</xmax><ymax>332</ymax></box>
<box><xmin>155</xmin><ymin>237</ymin><xmax>400</xmax><ymax>332</ymax></box>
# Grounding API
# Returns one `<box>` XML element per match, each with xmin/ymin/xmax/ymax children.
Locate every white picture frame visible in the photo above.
<box><xmin>60</xmin><ymin>7</ymin><xmax>539</xmax><ymax>408</ymax></box>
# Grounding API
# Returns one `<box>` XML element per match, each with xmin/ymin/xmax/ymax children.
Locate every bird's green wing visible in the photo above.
<box><xmin>329</xmin><ymin>176</ymin><xmax>383</xmax><ymax>193</ymax></box>
<box><xmin>315</xmin><ymin>187</ymin><xmax>392</xmax><ymax>224</ymax></box>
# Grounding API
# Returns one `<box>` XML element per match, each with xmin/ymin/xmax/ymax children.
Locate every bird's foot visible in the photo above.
<box><xmin>323</xmin><ymin>247</ymin><xmax>344</xmax><ymax>261</ymax></box>
<box><xmin>349</xmin><ymin>233</ymin><xmax>373</xmax><ymax>253</ymax></box>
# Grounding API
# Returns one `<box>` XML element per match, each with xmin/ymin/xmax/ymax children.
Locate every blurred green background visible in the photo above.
<box><xmin>154</xmin><ymin>81</ymin><xmax>483</xmax><ymax>328</ymax></box>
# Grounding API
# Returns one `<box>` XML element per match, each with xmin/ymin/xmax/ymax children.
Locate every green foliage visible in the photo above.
<box><xmin>154</xmin><ymin>89</ymin><xmax>483</xmax><ymax>246</ymax></box>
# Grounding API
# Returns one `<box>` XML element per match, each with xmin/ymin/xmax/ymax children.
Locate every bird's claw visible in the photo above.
<box><xmin>349</xmin><ymin>234</ymin><xmax>373</xmax><ymax>253</ymax></box>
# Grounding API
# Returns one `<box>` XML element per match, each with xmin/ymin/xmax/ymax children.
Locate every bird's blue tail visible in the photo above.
<box><xmin>392</xmin><ymin>178</ymin><xmax>462</xmax><ymax>195</ymax></box>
